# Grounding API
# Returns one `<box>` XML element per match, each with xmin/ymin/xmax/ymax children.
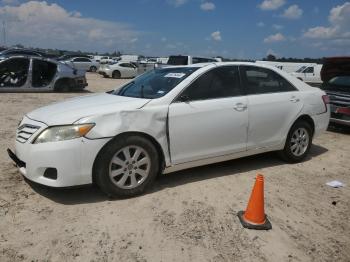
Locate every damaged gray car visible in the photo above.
<box><xmin>0</xmin><ymin>56</ymin><xmax>88</xmax><ymax>92</ymax></box>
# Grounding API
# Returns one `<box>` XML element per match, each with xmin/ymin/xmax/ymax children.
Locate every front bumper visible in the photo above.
<box><xmin>98</xmin><ymin>68</ymin><xmax>112</xmax><ymax>77</ymax></box>
<box><xmin>9</xmin><ymin>117</ymin><xmax>111</xmax><ymax>187</ymax></box>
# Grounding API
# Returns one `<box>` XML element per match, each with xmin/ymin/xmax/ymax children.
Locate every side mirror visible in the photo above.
<box><xmin>179</xmin><ymin>95</ymin><xmax>190</xmax><ymax>103</ymax></box>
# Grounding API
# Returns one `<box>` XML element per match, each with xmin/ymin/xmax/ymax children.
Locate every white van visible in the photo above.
<box><xmin>167</xmin><ymin>55</ymin><xmax>219</xmax><ymax>66</ymax></box>
<box><xmin>120</xmin><ymin>55</ymin><xmax>140</xmax><ymax>63</ymax></box>
<box><xmin>256</xmin><ymin>61</ymin><xmax>316</xmax><ymax>73</ymax></box>
<box><xmin>291</xmin><ymin>64</ymin><xmax>323</xmax><ymax>84</ymax></box>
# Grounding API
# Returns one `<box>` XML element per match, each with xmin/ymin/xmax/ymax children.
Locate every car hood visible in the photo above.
<box><xmin>27</xmin><ymin>93</ymin><xmax>151</xmax><ymax>125</ymax></box>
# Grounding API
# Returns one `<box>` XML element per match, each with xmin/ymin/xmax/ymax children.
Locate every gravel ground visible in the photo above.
<box><xmin>0</xmin><ymin>73</ymin><xmax>349</xmax><ymax>262</ymax></box>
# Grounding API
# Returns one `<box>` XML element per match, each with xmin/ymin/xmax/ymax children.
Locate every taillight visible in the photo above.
<box><xmin>336</xmin><ymin>107</ymin><xmax>350</xmax><ymax>116</ymax></box>
<box><xmin>322</xmin><ymin>95</ymin><xmax>330</xmax><ymax>113</ymax></box>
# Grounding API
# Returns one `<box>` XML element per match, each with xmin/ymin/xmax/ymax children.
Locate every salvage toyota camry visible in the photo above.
<box><xmin>8</xmin><ymin>62</ymin><xmax>330</xmax><ymax>197</ymax></box>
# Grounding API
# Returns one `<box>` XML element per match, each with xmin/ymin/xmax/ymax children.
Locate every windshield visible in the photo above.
<box><xmin>321</xmin><ymin>76</ymin><xmax>350</xmax><ymax>92</ymax></box>
<box><xmin>113</xmin><ymin>67</ymin><xmax>198</xmax><ymax>99</ymax></box>
<box><xmin>295</xmin><ymin>66</ymin><xmax>306</xmax><ymax>73</ymax></box>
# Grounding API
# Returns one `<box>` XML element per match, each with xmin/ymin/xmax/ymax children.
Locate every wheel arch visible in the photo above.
<box><xmin>294</xmin><ymin>114</ymin><xmax>315</xmax><ymax>137</ymax></box>
<box><xmin>92</xmin><ymin>131</ymin><xmax>166</xmax><ymax>184</ymax></box>
<box><xmin>54</xmin><ymin>77</ymin><xmax>74</xmax><ymax>91</ymax></box>
<box><xmin>112</xmin><ymin>70</ymin><xmax>121</xmax><ymax>78</ymax></box>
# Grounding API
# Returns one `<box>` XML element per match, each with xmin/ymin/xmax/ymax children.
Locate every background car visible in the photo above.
<box><xmin>0</xmin><ymin>48</ymin><xmax>45</xmax><ymax>61</ymax></box>
<box><xmin>8</xmin><ymin>62</ymin><xmax>329</xmax><ymax>197</ymax></box>
<box><xmin>99</xmin><ymin>56</ymin><xmax>116</xmax><ymax>64</ymax></box>
<box><xmin>0</xmin><ymin>56</ymin><xmax>87</xmax><ymax>92</ymax></box>
<box><xmin>65</xmin><ymin>57</ymin><xmax>100</xmax><ymax>72</ymax></box>
<box><xmin>57</xmin><ymin>54</ymin><xmax>91</xmax><ymax>61</ymax></box>
<box><xmin>320</xmin><ymin>57</ymin><xmax>350</xmax><ymax>127</ymax></box>
<box><xmin>98</xmin><ymin>61</ymin><xmax>138</xmax><ymax>78</ymax></box>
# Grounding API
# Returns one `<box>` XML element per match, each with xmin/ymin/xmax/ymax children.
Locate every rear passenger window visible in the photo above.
<box><xmin>241</xmin><ymin>66</ymin><xmax>296</xmax><ymax>95</ymax></box>
<box><xmin>180</xmin><ymin>66</ymin><xmax>242</xmax><ymax>101</ymax></box>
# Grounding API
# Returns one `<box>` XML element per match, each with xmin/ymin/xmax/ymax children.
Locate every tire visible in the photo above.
<box><xmin>54</xmin><ymin>79</ymin><xmax>71</xmax><ymax>92</ymax></box>
<box><xmin>94</xmin><ymin>135</ymin><xmax>159</xmax><ymax>197</ymax></box>
<box><xmin>90</xmin><ymin>66</ymin><xmax>97</xmax><ymax>72</ymax></box>
<box><xmin>279</xmin><ymin>120</ymin><xmax>313</xmax><ymax>163</ymax></box>
<box><xmin>112</xmin><ymin>71</ymin><xmax>121</xmax><ymax>79</ymax></box>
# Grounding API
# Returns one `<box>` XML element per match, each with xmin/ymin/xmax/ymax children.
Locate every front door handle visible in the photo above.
<box><xmin>233</xmin><ymin>103</ymin><xmax>247</xmax><ymax>111</ymax></box>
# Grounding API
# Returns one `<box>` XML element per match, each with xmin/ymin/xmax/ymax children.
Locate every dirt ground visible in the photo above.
<box><xmin>0</xmin><ymin>73</ymin><xmax>349</xmax><ymax>262</ymax></box>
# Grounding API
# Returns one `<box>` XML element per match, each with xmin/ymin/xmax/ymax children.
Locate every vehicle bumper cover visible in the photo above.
<box><xmin>312</xmin><ymin>112</ymin><xmax>330</xmax><ymax>138</ymax></box>
<box><xmin>10</xmin><ymin>137</ymin><xmax>111</xmax><ymax>187</ymax></box>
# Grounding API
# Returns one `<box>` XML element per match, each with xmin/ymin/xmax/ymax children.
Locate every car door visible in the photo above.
<box><xmin>303</xmin><ymin>66</ymin><xmax>315</xmax><ymax>82</ymax></box>
<box><xmin>168</xmin><ymin>66</ymin><xmax>248</xmax><ymax>164</ymax></box>
<box><xmin>0</xmin><ymin>57</ymin><xmax>30</xmax><ymax>90</ymax></box>
<box><xmin>240</xmin><ymin>65</ymin><xmax>303</xmax><ymax>150</ymax></box>
<box><xmin>119</xmin><ymin>63</ymin><xmax>136</xmax><ymax>78</ymax></box>
<box><xmin>72</xmin><ymin>58</ymin><xmax>90</xmax><ymax>71</ymax></box>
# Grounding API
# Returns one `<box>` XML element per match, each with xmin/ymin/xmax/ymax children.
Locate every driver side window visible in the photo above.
<box><xmin>180</xmin><ymin>66</ymin><xmax>242</xmax><ymax>101</ymax></box>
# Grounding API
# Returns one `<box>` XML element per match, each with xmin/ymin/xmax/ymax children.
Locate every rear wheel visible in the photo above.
<box><xmin>279</xmin><ymin>121</ymin><xmax>313</xmax><ymax>163</ymax></box>
<box><xmin>54</xmin><ymin>79</ymin><xmax>71</xmax><ymax>92</ymax></box>
<box><xmin>94</xmin><ymin>135</ymin><xmax>159</xmax><ymax>197</ymax></box>
<box><xmin>112</xmin><ymin>71</ymin><xmax>121</xmax><ymax>79</ymax></box>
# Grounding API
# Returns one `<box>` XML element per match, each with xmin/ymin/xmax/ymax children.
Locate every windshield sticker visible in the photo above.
<box><xmin>164</xmin><ymin>73</ymin><xmax>186</xmax><ymax>78</ymax></box>
<box><xmin>157</xmin><ymin>90</ymin><xmax>165</xmax><ymax>94</ymax></box>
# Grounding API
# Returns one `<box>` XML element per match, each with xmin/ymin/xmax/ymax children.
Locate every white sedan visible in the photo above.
<box><xmin>66</xmin><ymin>57</ymin><xmax>100</xmax><ymax>72</ymax></box>
<box><xmin>8</xmin><ymin>62</ymin><xmax>330</xmax><ymax>197</ymax></box>
<box><xmin>98</xmin><ymin>62</ymin><xmax>138</xmax><ymax>79</ymax></box>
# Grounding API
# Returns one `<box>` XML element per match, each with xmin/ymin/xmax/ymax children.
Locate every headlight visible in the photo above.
<box><xmin>33</xmin><ymin>124</ymin><xmax>95</xmax><ymax>144</ymax></box>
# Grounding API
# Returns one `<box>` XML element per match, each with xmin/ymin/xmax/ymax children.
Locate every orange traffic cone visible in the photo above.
<box><xmin>237</xmin><ymin>174</ymin><xmax>272</xmax><ymax>230</ymax></box>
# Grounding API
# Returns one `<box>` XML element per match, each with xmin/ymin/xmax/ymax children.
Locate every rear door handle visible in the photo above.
<box><xmin>233</xmin><ymin>103</ymin><xmax>247</xmax><ymax>111</ymax></box>
<box><xmin>290</xmin><ymin>96</ymin><xmax>300</xmax><ymax>103</ymax></box>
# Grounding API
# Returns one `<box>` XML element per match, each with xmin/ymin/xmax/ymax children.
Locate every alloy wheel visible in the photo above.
<box><xmin>109</xmin><ymin>146</ymin><xmax>151</xmax><ymax>189</ymax></box>
<box><xmin>290</xmin><ymin>127</ymin><xmax>309</xmax><ymax>157</ymax></box>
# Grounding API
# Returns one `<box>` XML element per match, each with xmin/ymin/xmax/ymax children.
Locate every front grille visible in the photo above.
<box><xmin>327</xmin><ymin>91</ymin><xmax>350</xmax><ymax>107</ymax></box>
<box><xmin>16</xmin><ymin>124</ymin><xmax>40</xmax><ymax>143</ymax></box>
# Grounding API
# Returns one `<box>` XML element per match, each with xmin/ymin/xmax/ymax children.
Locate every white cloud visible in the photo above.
<box><xmin>200</xmin><ymin>2</ymin><xmax>215</xmax><ymax>11</ymax></box>
<box><xmin>272</xmin><ymin>24</ymin><xmax>283</xmax><ymax>30</ymax></box>
<box><xmin>266</xmin><ymin>48</ymin><xmax>279</xmax><ymax>57</ymax></box>
<box><xmin>211</xmin><ymin>31</ymin><xmax>222</xmax><ymax>41</ymax></box>
<box><xmin>168</xmin><ymin>0</ymin><xmax>187</xmax><ymax>7</ymax></box>
<box><xmin>281</xmin><ymin>5</ymin><xmax>303</xmax><ymax>19</ymax></box>
<box><xmin>161</xmin><ymin>37</ymin><xmax>167</xmax><ymax>42</ymax></box>
<box><xmin>259</xmin><ymin>0</ymin><xmax>285</xmax><ymax>11</ymax></box>
<box><xmin>304</xmin><ymin>2</ymin><xmax>350</xmax><ymax>40</ymax></box>
<box><xmin>257</xmin><ymin>22</ymin><xmax>265</xmax><ymax>27</ymax></box>
<box><xmin>264</xmin><ymin>33</ymin><xmax>286</xmax><ymax>43</ymax></box>
<box><xmin>0</xmin><ymin>1</ymin><xmax>139</xmax><ymax>52</ymax></box>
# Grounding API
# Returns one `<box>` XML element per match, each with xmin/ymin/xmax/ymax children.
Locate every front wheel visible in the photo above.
<box><xmin>279</xmin><ymin>121</ymin><xmax>313</xmax><ymax>163</ymax></box>
<box><xmin>94</xmin><ymin>135</ymin><xmax>159</xmax><ymax>197</ymax></box>
<box><xmin>112</xmin><ymin>71</ymin><xmax>121</xmax><ymax>79</ymax></box>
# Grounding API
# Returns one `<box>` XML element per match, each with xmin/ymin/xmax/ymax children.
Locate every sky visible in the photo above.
<box><xmin>0</xmin><ymin>0</ymin><xmax>349</xmax><ymax>59</ymax></box>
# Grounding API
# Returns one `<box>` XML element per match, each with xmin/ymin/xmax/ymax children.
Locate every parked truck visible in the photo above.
<box><xmin>290</xmin><ymin>64</ymin><xmax>323</xmax><ymax>84</ymax></box>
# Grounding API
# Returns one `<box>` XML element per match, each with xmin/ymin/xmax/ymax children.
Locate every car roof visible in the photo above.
<box><xmin>164</xmin><ymin>61</ymin><xmax>275</xmax><ymax>69</ymax></box>
<box><xmin>0</xmin><ymin>55</ymin><xmax>59</xmax><ymax>64</ymax></box>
